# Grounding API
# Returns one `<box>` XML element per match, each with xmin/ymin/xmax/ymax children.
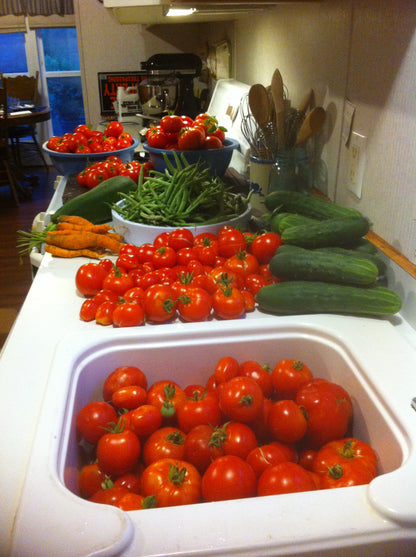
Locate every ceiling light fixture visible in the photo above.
<box><xmin>165</xmin><ymin>7</ymin><xmax>196</xmax><ymax>17</ymax></box>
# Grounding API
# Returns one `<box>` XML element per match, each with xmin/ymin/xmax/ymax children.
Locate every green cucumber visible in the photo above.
<box><xmin>51</xmin><ymin>176</ymin><xmax>137</xmax><ymax>224</ymax></box>
<box><xmin>270</xmin><ymin>247</ymin><xmax>378</xmax><ymax>286</ymax></box>
<box><xmin>281</xmin><ymin>215</ymin><xmax>370</xmax><ymax>249</ymax></box>
<box><xmin>271</xmin><ymin>212</ymin><xmax>319</xmax><ymax>235</ymax></box>
<box><xmin>265</xmin><ymin>190</ymin><xmax>363</xmax><ymax>220</ymax></box>
<box><xmin>348</xmin><ymin>237</ymin><xmax>378</xmax><ymax>254</ymax></box>
<box><xmin>256</xmin><ymin>281</ymin><xmax>402</xmax><ymax>317</ymax></box>
<box><xmin>316</xmin><ymin>246</ymin><xmax>387</xmax><ymax>275</ymax></box>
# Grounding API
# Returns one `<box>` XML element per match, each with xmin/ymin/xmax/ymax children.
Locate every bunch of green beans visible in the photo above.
<box><xmin>112</xmin><ymin>152</ymin><xmax>250</xmax><ymax>227</ymax></box>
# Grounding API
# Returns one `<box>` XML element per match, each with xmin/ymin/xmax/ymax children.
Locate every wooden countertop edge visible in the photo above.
<box><xmin>309</xmin><ymin>188</ymin><xmax>416</xmax><ymax>279</ymax></box>
<box><xmin>365</xmin><ymin>230</ymin><xmax>416</xmax><ymax>279</ymax></box>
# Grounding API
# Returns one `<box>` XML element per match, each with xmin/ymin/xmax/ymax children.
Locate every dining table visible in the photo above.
<box><xmin>5</xmin><ymin>106</ymin><xmax>52</xmax><ymax>197</ymax></box>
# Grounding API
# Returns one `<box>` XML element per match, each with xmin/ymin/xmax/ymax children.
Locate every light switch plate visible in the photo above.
<box><xmin>347</xmin><ymin>131</ymin><xmax>367</xmax><ymax>199</ymax></box>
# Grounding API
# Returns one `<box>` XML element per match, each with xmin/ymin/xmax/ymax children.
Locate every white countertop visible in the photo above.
<box><xmin>1</xmin><ymin>181</ymin><xmax>416</xmax><ymax>555</ymax></box>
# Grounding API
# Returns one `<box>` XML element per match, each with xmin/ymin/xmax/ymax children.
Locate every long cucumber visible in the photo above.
<box><xmin>269</xmin><ymin>247</ymin><xmax>379</xmax><ymax>286</ymax></box>
<box><xmin>256</xmin><ymin>281</ymin><xmax>402</xmax><ymax>317</ymax></box>
<box><xmin>265</xmin><ymin>190</ymin><xmax>363</xmax><ymax>219</ymax></box>
<box><xmin>281</xmin><ymin>215</ymin><xmax>370</xmax><ymax>248</ymax></box>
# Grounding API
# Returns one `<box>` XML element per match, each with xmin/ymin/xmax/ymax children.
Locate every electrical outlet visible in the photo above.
<box><xmin>346</xmin><ymin>131</ymin><xmax>367</xmax><ymax>199</ymax></box>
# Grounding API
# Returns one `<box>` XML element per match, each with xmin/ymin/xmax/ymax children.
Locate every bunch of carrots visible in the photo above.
<box><xmin>18</xmin><ymin>215</ymin><xmax>124</xmax><ymax>259</ymax></box>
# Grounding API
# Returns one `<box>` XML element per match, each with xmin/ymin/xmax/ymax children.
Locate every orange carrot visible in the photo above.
<box><xmin>106</xmin><ymin>232</ymin><xmax>124</xmax><ymax>242</ymax></box>
<box><xmin>57</xmin><ymin>215</ymin><xmax>94</xmax><ymax>227</ymax></box>
<box><xmin>45</xmin><ymin>231</ymin><xmax>122</xmax><ymax>253</ymax></box>
<box><xmin>44</xmin><ymin>245</ymin><xmax>105</xmax><ymax>258</ymax></box>
<box><xmin>56</xmin><ymin>222</ymin><xmax>112</xmax><ymax>234</ymax></box>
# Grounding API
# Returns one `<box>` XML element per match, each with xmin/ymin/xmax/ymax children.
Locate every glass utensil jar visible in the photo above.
<box><xmin>268</xmin><ymin>150</ymin><xmax>297</xmax><ymax>193</ymax></box>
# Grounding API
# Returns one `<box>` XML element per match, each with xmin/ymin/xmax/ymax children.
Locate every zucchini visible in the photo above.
<box><xmin>281</xmin><ymin>215</ymin><xmax>370</xmax><ymax>249</ymax></box>
<box><xmin>269</xmin><ymin>247</ymin><xmax>379</xmax><ymax>286</ymax></box>
<box><xmin>265</xmin><ymin>190</ymin><xmax>363</xmax><ymax>220</ymax></box>
<box><xmin>270</xmin><ymin>212</ymin><xmax>319</xmax><ymax>235</ymax></box>
<box><xmin>256</xmin><ymin>281</ymin><xmax>402</xmax><ymax>316</ymax></box>
<box><xmin>51</xmin><ymin>176</ymin><xmax>137</xmax><ymax>224</ymax></box>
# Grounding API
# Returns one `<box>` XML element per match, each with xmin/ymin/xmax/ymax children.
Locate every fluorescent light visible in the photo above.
<box><xmin>165</xmin><ymin>7</ymin><xmax>196</xmax><ymax>17</ymax></box>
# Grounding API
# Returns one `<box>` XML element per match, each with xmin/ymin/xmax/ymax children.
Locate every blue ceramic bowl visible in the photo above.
<box><xmin>143</xmin><ymin>138</ymin><xmax>239</xmax><ymax>177</ymax></box>
<box><xmin>42</xmin><ymin>137</ymin><xmax>139</xmax><ymax>175</ymax></box>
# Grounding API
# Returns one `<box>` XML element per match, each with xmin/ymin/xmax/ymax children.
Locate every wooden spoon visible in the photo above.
<box><xmin>297</xmin><ymin>88</ymin><xmax>314</xmax><ymax>116</ymax></box>
<box><xmin>270</xmin><ymin>68</ymin><xmax>285</xmax><ymax>148</ymax></box>
<box><xmin>294</xmin><ymin>106</ymin><xmax>326</xmax><ymax>146</ymax></box>
<box><xmin>248</xmin><ymin>83</ymin><xmax>271</xmax><ymax>128</ymax></box>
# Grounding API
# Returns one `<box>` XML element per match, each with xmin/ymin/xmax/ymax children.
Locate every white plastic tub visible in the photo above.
<box><xmin>11</xmin><ymin>316</ymin><xmax>416</xmax><ymax>556</ymax></box>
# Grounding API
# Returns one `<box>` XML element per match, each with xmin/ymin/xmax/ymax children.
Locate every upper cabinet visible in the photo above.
<box><xmin>103</xmin><ymin>0</ymin><xmax>284</xmax><ymax>25</ymax></box>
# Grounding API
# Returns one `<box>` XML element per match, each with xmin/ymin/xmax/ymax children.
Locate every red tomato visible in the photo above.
<box><xmin>129</xmin><ymin>404</ymin><xmax>163</xmax><ymax>437</ymax></box>
<box><xmin>183</xmin><ymin>424</ymin><xmax>223</xmax><ymax>474</ymax></box>
<box><xmin>112</xmin><ymin>385</ymin><xmax>147</xmax><ymax>409</ymax></box>
<box><xmin>141</xmin><ymin>458</ymin><xmax>201</xmax><ymax>507</ymax></box>
<box><xmin>178</xmin><ymin>126</ymin><xmax>204</xmax><ymax>150</ymax></box>
<box><xmin>221</xmin><ymin>421</ymin><xmax>258</xmax><ymax>459</ymax></box>
<box><xmin>176</xmin><ymin>247</ymin><xmax>198</xmax><ymax>266</ymax></box>
<box><xmin>212</xmin><ymin>285</ymin><xmax>245</xmax><ymax>320</ymax></box>
<box><xmin>142</xmin><ymin>427</ymin><xmax>187</xmax><ymax>466</ymax></box>
<box><xmin>116</xmin><ymin>252</ymin><xmax>140</xmax><ymax>271</ymax></box>
<box><xmin>76</xmin><ymin>401</ymin><xmax>117</xmax><ymax>444</ymax></box>
<box><xmin>122</xmin><ymin>286</ymin><xmax>145</xmax><ymax>305</ymax></box>
<box><xmin>96</xmin><ymin>420</ymin><xmax>141</xmax><ymax>476</ymax></box>
<box><xmin>74</xmin><ymin>124</ymin><xmax>92</xmax><ymax>137</ymax></box>
<box><xmin>268</xmin><ymin>399</ymin><xmax>308</xmax><ymax>443</ymax></box>
<box><xmin>176</xmin><ymin>391</ymin><xmax>221</xmax><ymax>433</ymax></box>
<box><xmin>271</xmin><ymin>359</ymin><xmax>313</xmax><ymax>400</ymax></box>
<box><xmin>102</xmin><ymin>266</ymin><xmax>134</xmax><ymax>297</ymax></box>
<box><xmin>116</xmin><ymin>138</ymin><xmax>131</xmax><ymax>150</ymax></box>
<box><xmin>257</xmin><ymin>461</ymin><xmax>317</xmax><ymax>496</ymax></box>
<box><xmin>225</xmin><ymin>251</ymin><xmax>260</xmax><ymax>279</ymax></box>
<box><xmin>217</xmin><ymin>228</ymin><xmax>246</xmax><ymax>258</ymax></box>
<box><xmin>160</xmin><ymin>114</ymin><xmax>184</xmax><ymax>134</ymax></box>
<box><xmin>117</xmin><ymin>161</ymin><xmax>141</xmax><ymax>183</ymax></box>
<box><xmin>240</xmin><ymin>288</ymin><xmax>255</xmax><ymax>312</ymax></box>
<box><xmin>89</xmin><ymin>486</ymin><xmax>130</xmax><ymax>506</ymax></box>
<box><xmin>177</xmin><ymin>287</ymin><xmax>213</xmax><ymax>322</ymax></box>
<box><xmin>298</xmin><ymin>449</ymin><xmax>318</xmax><ymax>471</ymax></box>
<box><xmin>114</xmin><ymin>472</ymin><xmax>142</xmax><ymax>494</ymax></box>
<box><xmin>112</xmin><ymin>301</ymin><xmax>145</xmax><ymax>327</ymax></box>
<box><xmin>47</xmin><ymin>135</ymin><xmax>62</xmax><ymax>150</ymax></box>
<box><xmin>93</xmin><ymin>289</ymin><xmax>119</xmax><ymax>306</ymax></box>
<box><xmin>250</xmin><ymin>232</ymin><xmax>282</xmax><ymax>264</ymax></box>
<box><xmin>143</xmin><ymin>283</ymin><xmax>177</xmax><ymax>323</ymax></box>
<box><xmin>75</xmin><ymin>263</ymin><xmax>107</xmax><ymax>297</ymax></box>
<box><xmin>152</xmin><ymin>246</ymin><xmax>177</xmax><ymax>269</ymax></box>
<box><xmin>118</xmin><ymin>131</ymin><xmax>133</xmax><ymax>144</ymax></box>
<box><xmin>246</xmin><ymin>443</ymin><xmax>295</xmax><ymax>478</ymax></box>
<box><xmin>239</xmin><ymin>360</ymin><xmax>273</xmax><ymax>398</ymax></box>
<box><xmin>147</xmin><ymin>126</ymin><xmax>169</xmax><ymax>149</ymax></box>
<box><xmin>214</xmin><ymin>355</ymin><xmax>240</xmax><ymax>384</ymax></box>
<box><xmin>312</xmin><ymin>438</ymin><xmax>378</xmax><ymax>489</ymax></box>
<box><xmin>219</xmin><ymin>376</ymin><xmax>264</xmax><ymax>423</ymax></box>
<box><xmin>203</xmin><ymin>135</ymin><xmax>223</xmax><ymax>149</ymax></box>
<box><xmin>79</xmin><ymin>298</ymin><xmax>99</xmax><ymax>322</ymax></box>
<box><xmin>167</xmin><ymin>228</ymin><xmax>194</xmax><ymax>250</ymax></box>
<box><xmin>295</xmin><ymin>378</ymin><xmax>353</xmax><ymax>448</ymax></box>
<box><xmin>202</xmin><ymin>455</ymin><xmax>257</xmax><ymax>502</ymax></box>
<box><xmin>78</xmin><ymin>462</ymin><xmax>107</xmax><ymax>498</ymax></box>
<box><xmin>146</xmin><ymin>379</ymin><xmax>186</xmax><ymax>420</ymax></box>
<box><xmin>105</xmin><ymin>121</ymin><xmax>123</xmax><ymax>138</ymax></box>
<box><xmin>103</xmin><ymin>365</ymin><xmax>148</xmax><ymax>402</ymax></box>
<box><xmin>95</xmin><ymin>300</ymin><xmax>117</xmax><ymax>325</ymax></box>
<box><xmin>194</xmin><ymin>237</ymin><xmax>219</xmax><ymax>266</ymax></box>
<box><xmin>116</xmin><ymin>493</ymin><xmax>156</xmax><ymax>511</ymax></box>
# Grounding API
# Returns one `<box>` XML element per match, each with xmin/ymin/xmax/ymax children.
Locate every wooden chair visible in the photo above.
<box><xmin>3</xmin><ymin>71</ymin><xmax>48</xmax><ymax>169</ymax></box>
<box><xmin>0</xmin><ymin>86</ymin><xmax>21</xmax><ymax>205</ymax></box>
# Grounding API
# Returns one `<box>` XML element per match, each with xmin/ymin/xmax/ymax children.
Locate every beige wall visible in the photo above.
<box><xmin>74</xmin><ymin>0</ymin><xmax>416</xmax><ymax>263</ymax></box>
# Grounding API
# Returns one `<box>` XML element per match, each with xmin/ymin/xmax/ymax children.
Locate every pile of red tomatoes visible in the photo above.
<box><xmin>76</xmin><ymin>155</ymin><xmax>153</xmax><ymax>189</ymax></box>
<box><xmin>75</xmin><ymin>355</ymin><xmax>378</xmax><ymax>510</ymax></box>
<box><xmin>76</xmin><ymin>226</ymin><xmax>283</xmax><ymax>327</ymax></box>
<box><xmin>146</xmin><ymin>112</ymin><xmax>227</xmax><ymax>151</ymax></box>
<box><xmin>46</xmin><ymin>121</ymin><xmax>135</xmax><ymax>155</ymax></box>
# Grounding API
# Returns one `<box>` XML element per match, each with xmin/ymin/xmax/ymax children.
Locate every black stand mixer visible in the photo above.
<box><xmin>139</xmin><ymin>53</ymin><xmax>203</xmax><ymax>120</ymax></box>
